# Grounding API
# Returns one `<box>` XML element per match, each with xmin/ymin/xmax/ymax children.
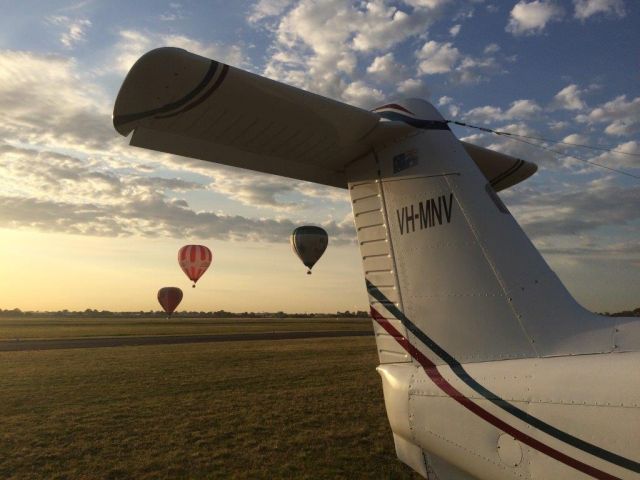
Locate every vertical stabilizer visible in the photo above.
<box><xmin>348</xmin><ymin>99</ymin><xmax>615</xmax><ymax>365</ymax></box>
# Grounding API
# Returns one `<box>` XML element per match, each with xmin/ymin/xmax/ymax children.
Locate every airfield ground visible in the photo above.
<box><xmin>0</xmin><ymin>316</ymin><xmax>420</xmax><ymax>479</ymax></box>
<box><xmin>0</xmin><ymin>316</ymin><xmax>370</xmax><ymax>341</ymax></box>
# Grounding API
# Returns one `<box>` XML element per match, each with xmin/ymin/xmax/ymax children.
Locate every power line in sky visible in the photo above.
<box><xmin>448</xmin><ymin>120</ymin><xmax>640</xmax><ymax>180</ymax></box>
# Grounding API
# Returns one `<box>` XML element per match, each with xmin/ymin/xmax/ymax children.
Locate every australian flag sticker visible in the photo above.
<box><xmin>393</xmin><ymin>149</ymin><xmax>419</xmax><ymax>174</ymax></box>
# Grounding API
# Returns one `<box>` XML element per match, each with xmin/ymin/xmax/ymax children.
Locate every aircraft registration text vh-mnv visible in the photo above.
<box><xmin>113</xmin><ymin>48</ymin><xmax>640</xmax><ymax>480</ymax></box>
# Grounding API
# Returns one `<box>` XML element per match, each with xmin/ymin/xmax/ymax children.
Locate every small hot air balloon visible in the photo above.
<box><xmin>178</xmin><ymin>245</ymin><xmax>212</xmax><ymax>287</ymax></box>
<box><xmin>157</xmin><ymin>287</ymin><xmax>183</xmax><ymax>317</ymax></box>
<box><xmin>290</xmin><ymin>226</ymin><xmax>328</xmax><ymax>274</ymax></box>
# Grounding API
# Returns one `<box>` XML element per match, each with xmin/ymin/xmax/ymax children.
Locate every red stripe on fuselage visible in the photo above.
<box><xmin>370</xmin><ymin>307</ymin><xmax>619</xmax><ymax>480</ymax></box>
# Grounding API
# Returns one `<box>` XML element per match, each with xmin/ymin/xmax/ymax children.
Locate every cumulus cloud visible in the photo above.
<box><xmin>464</xmin><ymin>99</ymin><xmax>542</xmax><ymax>123</ymax></box>
<box><xmin>110</xmin><ymin>30</ymin><xmax>247</xmax><ymax>74</ymax></box>
<box><xmin>552</xmin><ymin>84</ymin><xmax>586</xmax><ymax>111</ymax></box>
<box><xmin>261</xmin><ymin>0</ymin><xmax>448</xmax><ymax>101</ymax></box>
<box><xmin>417</xmin><ymin>40</ymin><xmax>460</xmax><ymax>74</ymax></box>
<box><xmin>342</xmin><ymin>80</ymin><xmax>385</xmax><ymax>108</ymax></box>
<box><xmin>402</xmin><ymin>0</ymin><xmax>450</xmax><ymax>8</ymax></box>
<box><xmin>576</xmin><ymin>95</ymin><xmax>640</xmax><ymax>137</ymax></box>
<box><xmin>0</xmin><ymin>49</ymin><xmax>113</xmax><ymax>153</ymax></box>
<box><xmin>351</xmin><ymin>1</ymin><xmax>433</xmax><ymax>52</ymax></box>
<box><xmin>449</xmin><ymin>24</ymin><xmax>461</xmax><ymax>36</ymax></box>
<box><xmin>573</xmin><ymin>0</ymin><xmax>625</xmax><ymax>20</ymax></box>
<box><xmin>47</xmin><ymin>16</ymin><xmax>92</xmax><ymax>48</ymax></box>
<box><xmin>561</xmin><ymin>133</ymin><xmax>589</xmax><ymax>145</ymax></box>
<box><xmin>454</xmin><ymin>54</ymin><xmax>505</xmax><ymax>84</ymax></box>
<box><xmin>588</xmin><ymin>141</ymin><xmax>640</xmax><ymax>169</ymax></box>
<box><xmin>248</xmin><ymin>0</ymin><xmax>295</xmax><ymax>22</ymax></box>
<box><xmin>396</xmin><ymin>78</ymin><xmax>429</xmax><ymax>98</ymax></box>
<box><xmin>366</xmin><ymin>52</ymin><xmax>401</xmax><ymax>82</ymax></box>
<box><xmin>506</xmin><ymin>1</ymin><xmax>564</xmax><ymax>35</ymax></box>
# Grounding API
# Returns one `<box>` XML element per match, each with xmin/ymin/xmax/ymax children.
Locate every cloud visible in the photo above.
<box><xmin>366</xmin><ymin>53</ymin><xmax>400</xmax><ymax>82</ymax></box>
<box><xmin>47</xmin><ymin>16</ymin><xmax>92</xmax><ymax>48</ymax></box>
<box><xmin>209</xmin><ymin>172</ymin><xmax>299</xmax><ymax>210</ymax></box>
<box><xmin>260</xmin><ymin>0</ymin><xmax>448</xmax><ymax>101</ymax></box>
<box><xmin>507</xmin><ymin>177</ymin><xmax>640</xmax><ymax>238</ymax></box>
<box><xmin>0</xmin><ymin>193</ymin><xmax>355</xmax><ymax>243</ymax></box>
<box><xmin>248</xmin><ymin>0</ymin><xmax>295</xmax><ymax>22</ymax></box>
<box><xmin>449</xmin><ymin>24</ymin><xmax>461</xmax><ymax>36</ymax></box>
<box><xmin>464</xmin><ymin>99</ymin><xmax>542</xmax><ymax>123</ymax></box>
<box><xmin>0</xmin><ymin>49</ymin><xmax>113</xmax><ymax>153</ymax></box>
<box><xmin>561</xmin><ymin>133</ymin><xmax>589</xmax><ymax>145</ymax></box>
<box><xmin>548</xmin><ymin>120</ymin><xmax>569</xmax><ymax>130</ymax></box>
<box><xmin>539</xmin><ymin>241</ymin><xmax>640</xmax><ymax>258</ymax></box>
<box><xmin>0</xmin><ymin>143</ymin><xmax>202</xmax><ymax>206</ymax></box>
<box><xmin>437</xmin><ymin>95</ymin><xmax>460</xmax><ymax>116</ymax></box>
<box><xmin>110</xmin><ymin>30</ymin><xmax>247</xmax><ymax>74</ymax></box>
<box><xmin>0</xmin><ymin>143</ymin><xmax>355</xmax><ymax>243</ymax></box>
<box><xmin>402</xmin><ymin>0</ymin><xmax>450</xmax><ymax>8</ymax></box>
<box><xmin>576</xmin><ymin>95</ymin><xmax>640</xmax><ymax>137</ymax></box>
<box><xmin>417</xmin><ymin>41</ymin><xmax>460</xmax><ymax>74</ymax></box>
<box><xmin>573</xmin><ymin>0</ymin><xmax>625</xmax><ymax>20</ymax></box>
<box><xmin>453</xmin><ymin>53</ymin><xmax>505</xmax><ymax>85</ymax></box>
<box><xmin>159</xmin><ymin>2</ymin><xmax>187</xmax><ymax>21</ymax></box>
<box><xmin>483</xmin><ymin>43</ymin><xmax>500</xmax><ymax>54</ymax></box>
<box><xmin>588</xmin><ymin>141</ymin><xmax>640</xmax><ymax>169</ymax></box>
<box><xmin>342</xmin><ymin>80</ymin><xmax>385</xmax><ymax>108</ymax></box>
<box><xmin>396</xmin><ymin>78</ymin><xmax>429</xmax><ymax>98</ymax></box>
<box><xmin>351</xmin><ymin>2</ymin><xmax>433</xmax><ymax>52</ymax></box>
<box><xmin>551</xmin><ymin>84</ymin><xmax>586</xmax><ymax>110</ymax></box>
<box><xmin>506</xmin><ymin>1</ymin><xmax>564</xmax><ymax>35</ymax></box>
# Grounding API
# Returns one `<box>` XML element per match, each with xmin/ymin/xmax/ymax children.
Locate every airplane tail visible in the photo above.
<box><xmin>345</xmin><ymin>99</ymin><xmax>617</xmax><ymax>477</ymax></box>
<box><xmin>347</xmin><ymin>99</ymin><xmax>613</xmax><ymax>365</ymax></box>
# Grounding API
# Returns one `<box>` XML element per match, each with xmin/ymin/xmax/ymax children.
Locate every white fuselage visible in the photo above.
<box><xmin>378</xmin><ymin>350</ymin><xmax>640</xmax><ymax>479</ymax></box>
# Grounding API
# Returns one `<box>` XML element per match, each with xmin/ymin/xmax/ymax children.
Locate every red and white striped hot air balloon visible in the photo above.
<box><xmin>178</xmin><ymin>245</ymin><xmax>212</xmax><ymax>287</ymax></box>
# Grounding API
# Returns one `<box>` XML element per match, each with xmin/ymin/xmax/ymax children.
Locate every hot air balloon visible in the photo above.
<box><xmin>157</xmin><ymin>287</ymin><xmax>183</xmax><ymax>317</ymax></box>
<box><xmin>290</xmin><ymin>226</ymin><xmax>328</xmax><ymax>274</ymax></box>
<box><xmin>178</xmin><ymin>245</ymin><xmax>212</xmax><ymax>287</ymax></box>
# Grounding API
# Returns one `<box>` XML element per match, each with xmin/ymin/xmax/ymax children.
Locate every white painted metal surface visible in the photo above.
<box><xmin>113</xmin><ymin>48</ymin><xmax>536</xmax><ymax>191</ymax></box>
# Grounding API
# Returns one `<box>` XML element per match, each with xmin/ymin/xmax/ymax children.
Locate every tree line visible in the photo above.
<box><xmin>0</xmin><ymin>308</ymin><xmax>371</xmax><ymax>318</ymax></box>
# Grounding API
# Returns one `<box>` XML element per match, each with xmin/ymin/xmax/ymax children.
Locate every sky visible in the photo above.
<box><xmin>0</xmin><ymin>0</ymin><xmax>638</xmax><ymax>313</ymax></box>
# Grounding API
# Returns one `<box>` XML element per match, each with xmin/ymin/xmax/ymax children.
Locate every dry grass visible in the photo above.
<box><xmin>0</xmin><ymin>317</ymin><xmax>370</xmax><ymax>340</ymax></box>
<box><xmin>0</xmin><ymin>334</ymin><xmax>420</xmax><ymax>479</ymax></box>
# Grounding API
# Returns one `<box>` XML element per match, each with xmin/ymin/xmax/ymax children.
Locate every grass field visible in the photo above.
<box><xmin>0</xmin><ymin>317</ymin><xmax>420</xmax><ymax>479</ymax></box>
<box><xmin>0</xmin><ymin>316</ymin><xmax>371</xmax><ymax>340</ymax></box>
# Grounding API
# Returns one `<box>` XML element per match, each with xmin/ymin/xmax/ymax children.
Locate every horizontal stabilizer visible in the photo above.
<box><xmin>113</xmin><ymin>47</ymin><xmax>411</xmax><ymax>187</ymax></box>
<box><xmin>461</xmin><ymin>141</ymin><xmax>537</xmax><ymax>191</ymax></box>
<box><xmin>113</xmin><ymin>48</ymin><xmax>536</xmax><ymax>191</ymax></box>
